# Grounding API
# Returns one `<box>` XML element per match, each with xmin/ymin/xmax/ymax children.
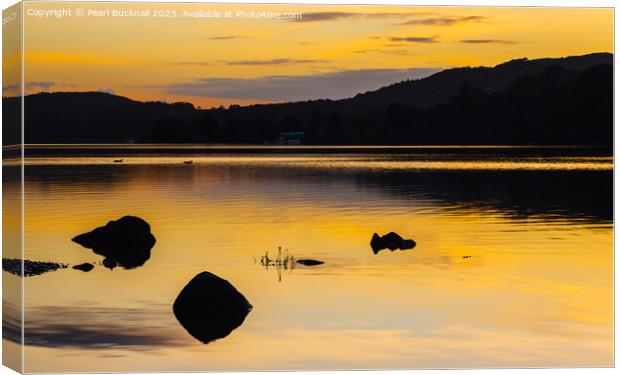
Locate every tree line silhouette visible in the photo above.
<box><xmin>2</xmin><ymin>53</ymin><xmax>612</xmax><ymax>146</ymax></box>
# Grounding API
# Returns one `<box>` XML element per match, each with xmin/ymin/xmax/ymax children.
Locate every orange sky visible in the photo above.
<box><xmin>6</xmin><ymin>2</ymin><xmax>615</xmax><ymax>108</ymax></box>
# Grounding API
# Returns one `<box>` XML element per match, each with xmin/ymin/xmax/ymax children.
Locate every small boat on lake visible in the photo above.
<box><xmin>113</xmin><ymin>159</ymin><xmax>124</xmax><ymax>163</ymax></box>
<box><xmin>183</xmin><ymin>160</ymin><xmax>193</xmax><ymax>164</ymax></box>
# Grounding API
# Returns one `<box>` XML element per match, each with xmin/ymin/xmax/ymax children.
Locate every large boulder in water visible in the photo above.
<box><xmin>370</xmin><ymin>232</ymin><xmax>416</xmax><ymax>254</ymax></box>
<box><xmin>173</xmin><ymin>272</ymin><xmax>252</xmax><ymax>344</ymax></box>
<box><xmin>71</xmin><ymin>216</ymin><xmax>156</xmax><ymax>269</ymax></box>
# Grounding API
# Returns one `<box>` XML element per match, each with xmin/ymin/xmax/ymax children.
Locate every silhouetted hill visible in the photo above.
<box><xmin>346</xmin><ymin>52</ymin><xmax>612</xmax><ymax>111</ymax></box>
<box><xmin>3</xmin><ymin>92</ymin><xmax>197</xmax><ymax>145</ymax></box>
<box><xmin>2</xmin><ymin>52</ymin><xmax>612</xmax><ymax>145</ymax></box>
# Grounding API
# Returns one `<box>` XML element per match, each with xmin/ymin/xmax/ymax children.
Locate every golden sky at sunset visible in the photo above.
<box><xmin>6</xmin><ymin>2</ymin><xmax>615</xmax><ymax>108</ymax></box>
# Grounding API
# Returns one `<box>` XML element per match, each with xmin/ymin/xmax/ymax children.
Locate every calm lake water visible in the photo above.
<box><xmin>3</xmin><ymin>147</ymin><xmax>614</xmax><ymax>371</ymax></box>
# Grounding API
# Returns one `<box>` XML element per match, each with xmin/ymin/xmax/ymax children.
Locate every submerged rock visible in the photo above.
<box><xmin>72</xmin><ymin>263</ymin><xmax>95</xmax><ymax>272</ymax></box>
<box><xmin>173</xmin><ymin>272</ymin><xmax>252</xmax><ymax>344</ymax></box>
<box><xmin>370</xmin><ymin>232</ymin><xmax>416</xmax><ymax>254</ymax></box>
<box><xmin>72</xmin><ymin>216</ymin><xmax>156</xmax><ymax>269</ymax></box>
<box><xmin>2</xmin><ymin>258</ymin><xmax>67</xmax><ymax>277</ymax></box>
<box><xmin>296</xmin><ymin>259</ymin><xmax>325</xmax><ymax>266</ymax></box>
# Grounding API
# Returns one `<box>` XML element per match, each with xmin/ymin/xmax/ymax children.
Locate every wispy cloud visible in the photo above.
<box><xmin>224</xmin><ymin>58</ymin><xmax>327</xmax><ymax>66</ymax></box>
<box><xmin>460</xmin><ymin>39</ymin><xmax>519</xmax><ymax>44</ymax></box>
<box><xmin>98</xmin><ymin>88</ymin><xmax>116</xmax><ymax>95</ymax></box>
<box><xmin>162</xmin><ymin>68</ymin><xmax>440</xmax><ymax>102</ymax></box>
<box><xmin>26</xmin><ymin>81</ymin><xmax>56</xmax><ymax>91</ymax></box>
<box><xmin>207</xmin><ymin>35</ymin><xmax>249</xmax><ymax>40</ymax></box>
<box><xmin>353</xmin><ymin>49</ymin><xmax>417</xmax><ymax>56</ymax></box>
<box><xmin>3</xmin><ymin>81</ymin><xmax>78</xmax><ymax>95</ymax></box>
<box><xmin>292</xmin><ymin>11</ymin><xmax>434</xmax><ymax>23</ymax></box>
<box><xmin>294</xmin><ymin>11</ymin><xmax>357</xmax><ymax>22</ymax></box>
<box><xmin>2</xmin><ymin>83</ymin><xmax>20</xmax><ymax>94</ymax></box>
<box><xmin>167</xmin><ymin>61</ymin><xmax>212</xmax><ymax>66</ymax></box>
<box><xmin>389</xmin><ymin>36</ymin><xmax>439</xmax><ymax>43</ymax></box>
<box><xmin>400</xmin><ymin>15</ymin><xmax>485</xmax><ymax>26</ymax></box>
<box><xmin>168</xmin><ymin>59</ymin><xmax>327</xmax><ymax>67</ymax></box>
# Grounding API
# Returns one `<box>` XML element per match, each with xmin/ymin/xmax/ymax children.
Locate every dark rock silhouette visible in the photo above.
<box><xmin>71</xmin><ymin>216</ymin><xmax>156</xmax><ymax>269</ymax></box>
<box><xmin>72</xmin><ymin>263</ymin><xmax>95</xmax><ymax>272</ymax></box>
<box><xmin>173</xmin><ymin>272</ymin><xmax>252</xmax><ymax>344</ymax></box>
<box><xmin>296</xmin><ymin>259</ymin><xmax>325</xmax><ymax>266</ymax></box>
<box><xmin>2</xmin><ymin>258</ymin><xmax>67</xmax><ymax>277</ymax></box>
<box><xmin>370</xmin><ymin>233</ymin><xmax>386</xmax><ymax>252</ymax></box>
<box><xmin>371</xmin><ymin>232</ymin><xmax>416</xmax><ymax>254</ymax></box>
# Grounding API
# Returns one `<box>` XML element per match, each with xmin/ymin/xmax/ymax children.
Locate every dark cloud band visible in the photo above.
<box><xmin>389</xmin><ymin>36</ymin><xmax>439</xmax><ymax>43</ymax></box>
<box><xmin>399</xmin><ymin>15</ymin><xmax>485</xmax><ymax>26</ymax></box>
<box><xmin>163</xmin><ymin>68</ymin><xmax>440</xmax><ymax>102</ymax></box>
<box><xmin>460</xmin><ymin>39</ymin><xmax>519</xmax><ymax>44</ymax></box>
<box><xmin>225</xmin><ymin>58</ymin><xmax>327</xmax><ymax>66</ymax></box>
<box><xmin>292</xmin><ymin>11</ymin><xmax>434</xmax><ymax>22</ymax></box>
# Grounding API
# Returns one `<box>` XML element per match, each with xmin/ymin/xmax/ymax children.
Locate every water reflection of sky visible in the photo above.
<box><xmin>2</xmin><ymin>152</ymin><xmax>613</xmax><ymax>371</ymax></box>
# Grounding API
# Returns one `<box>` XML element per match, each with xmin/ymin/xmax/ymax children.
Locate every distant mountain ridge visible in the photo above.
<box><xmin>2</xmin><ymin>52</ymin><xmax>612</xmax><ymax>145</ymax></box>
<box><xmin>344</xmin><ymin>52</ymin><xmax>612</xmax><ymax>110</ymax></box>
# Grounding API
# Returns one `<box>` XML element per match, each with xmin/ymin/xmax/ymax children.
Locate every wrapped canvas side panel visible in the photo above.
<box><xmin>2</xmin><ymin>1</ymin><xmax>23</xmax><ymax>373</ymax></box>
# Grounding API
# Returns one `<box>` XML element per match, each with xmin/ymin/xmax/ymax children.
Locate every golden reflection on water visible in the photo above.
<box><xmin>5</xmin><ymin>152</ymin><xmax>613</xmax><ymax>371</ymax></box>
<box><xmin>20</xmin><ymin>154</ymin><xmax>614</xmax><ymax>171</ymax></box>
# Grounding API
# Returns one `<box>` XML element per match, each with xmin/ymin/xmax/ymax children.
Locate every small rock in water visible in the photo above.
<box><xmin>2</xmin><ymin>258</ymin><xmax>67</xmax><ymax>277</ymax></box>
<box><xmin>296</xmin><ymin>259</ymin><xmax>324</xmax><ymax>266</ymax></box>
<box><xmin>370</xmin><ymin>232</ymin><xmax>416</xmax><ymax>254</ymax></box>
<box><xmin>381</xmin><ymin>232</ymin><xmax>405</xmax><ymax>250</ymax></box>
<box><xmin>72</xmin><ymin>263</ymin><xmax>95</xmax><ymax>272</ymax></box>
